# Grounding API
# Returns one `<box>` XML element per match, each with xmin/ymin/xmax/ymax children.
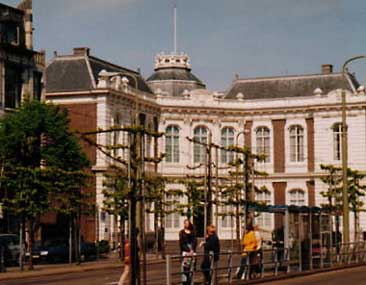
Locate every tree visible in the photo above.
<box><xmin>218</xmin><ymin>145</ymin><xmax>267</xmax><ymax>249</ymax></box>
<box><xmin>320</xmin><ymin>165</ymin><xmax>366</xmax><ymax>241</ymax></box>
<box><xmin>320</xmin><ymin>164</ymin><xmax>342</xmax><ymax>211</ymax></box>
<box><xmin>347</xmin><ymin>168</ymin><xmax>366</xmax><ymax>241</ymax></box>
<box><xmin>52</xmin><ymin>169</ymin><xmax>92</xmax><ymax>264</ymax></box>
<box><xmin>0</xmin><ymin>100</ymin><xmax>89</xmax><ymax>270</ymax></box>
<box><xmin>102</xmin><ymin>164</ymin><xmax>129</xmax><ymax>259</ymax></box>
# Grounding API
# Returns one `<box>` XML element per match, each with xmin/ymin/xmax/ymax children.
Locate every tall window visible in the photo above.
<box><xmin>289</xmin><ymin>125</ymin><xmax>304</xmax><ymax>162</ymax></box>
<box><xmin>221</xmin><ymin>205</ymin><xmax>233</xmax><ymax>228</ymax></box>
<box><xmin>255</xmin><ymin>191</ymin><xmax>272</xmax><ymax>228</ymax></box>
<box><xmin>165</xmin><ymin>194</ymin><xmax>180</xmax><ymax>228</ymax></box>
<box><xmin>256</xmin><ymin>127</ymin><xmax>270</xmax><ymax>162</ymax></box>
<box><xmin>5</xmin><ymin>63</ymin><xmax>22</xmax><ymax>109</ymax></box>
<box><xmin>289</xmin><ymin>189</ymin><xmax>305</xmax><ymax>206</ymax></box>
<box><xmin>112</xmin><ymin>114</ymin><xmax>121</xmax><ymax>158</ymax></box>
<box><xmin>193</xmin><ymin>126</ymin><xmax>208</xmax><ymax>163</ymax></box>
<box><xmin>165</xmin><ymin>126</ymin><xmax>180</xmax><ymax>163</ymax></box>
<box><xmin>221</xmin><ymin>127</ymin><xmax>235</xmax><ymax>163</ymax></box>
<box><xmin>333</xmin><ymin>123</ymin><xmax>342</xmax><ymax>161</ymax></box>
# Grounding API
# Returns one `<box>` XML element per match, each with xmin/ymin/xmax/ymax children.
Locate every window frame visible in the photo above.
<box><xmin>288</xmin><ymin>189</ymin><xmax>306</xmax><ymax>206</ymax></box>
<box><xmin>332</xmin><ymin>123</ymin><xmax>342</xmax><ymax>161</ymax></box>
<box><xmin>255</xmin><ymin>126</ymin><xmax>271</xmax><ymax>163</ymax></box>
<box><xmin>165</xmin><ymin>125</ymin><xmax>180</xmax><ymax>163</ymax></box>
<box><xmin>221</xmin><ymin>127</ymin><xmax>235</xmax><ymax>164</ymax></box>
<box><xmin>193</xmin><ymin>126</ymin><xmax>209</xmax><ymax>163</ymax></box>
<box><xmin>289</xmin><ymin>125</ymin><xmax>305</xmax><ymax>162</ymax></box>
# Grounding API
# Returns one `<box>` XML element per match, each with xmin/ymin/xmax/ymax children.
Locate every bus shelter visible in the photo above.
<box><xmin>248</xmin><ymin>204</ymin><xmax>335</xmax><ymax>272</ymax></box>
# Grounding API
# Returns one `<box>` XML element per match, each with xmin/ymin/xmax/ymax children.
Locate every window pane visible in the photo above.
<box><xmin>193</xmin><ymin>126</ymin><xmax>208</xmax><ymax>163</ymax></box>
<box><xmin>166</xmin><ymin>126</ymin><xmax>180</xmax><ymax>163</ymax></box>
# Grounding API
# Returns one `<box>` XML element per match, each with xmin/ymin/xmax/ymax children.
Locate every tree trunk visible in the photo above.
<box><xmin>235</xmin><ymin>204</ymin><xmax>241</xmax><ymax>251</ymax></box>
<box><xmin>73</xmin><ymin>215</ymin><xmax>81</xmax><ymax>265</ymax></box>
<box><xmin>354</xmin><ymin>210</ymin><xmax>358</xmax><ymax>242</ymax></box>
<box><xmin>69</xmin><ymin>215</ymin><xmax>73</xmax><ymax>264</ymax></box>
<box><xmin>19</xmin><ymin>218</ymin><xmax>24</xmax><ymax>271</ymax></box>
<box><xmin>120</xmin><ymin>214</ymin><xmax>124</xmax><ymax>261</ymax></box>
<box><xmin>27</xmin><ymin>219</ymin><xmax>34</xmax><ymax>270</ymax></box>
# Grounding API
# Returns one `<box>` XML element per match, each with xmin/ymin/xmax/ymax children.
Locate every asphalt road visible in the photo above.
<box><xmin>2</xmin><ymin>264</ymin><xmax>366</xmax><ymax>285</ymax></box>
<box><xmin>258</xmin><ymin>266</ymin><xmax>366</xmax><ymax>285</ymax></box>
<box><xmin>1</xmin><ymin>263</ymin><xmax>165</xmax><ymax>285</ymax></box>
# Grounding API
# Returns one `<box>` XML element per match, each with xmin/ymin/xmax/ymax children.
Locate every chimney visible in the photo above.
<box><xmin>321</xmin><ymin>64</ymin><xmax>333</xmax><ymax>74</ymax></box>
<box><xmin>18</xmin><ymin>0</ymin><xmax>33</xmax><ymax>49</ymax></box>
<box><xmin>73</xmin><ymin>47</ymin><xmax>90</xmax><ymax>56</ymax></box>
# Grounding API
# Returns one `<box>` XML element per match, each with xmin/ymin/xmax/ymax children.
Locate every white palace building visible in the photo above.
<box><xmin>45</xmin><ymin>47</ymin><xmax>366</xmax><ymax>244</ymax></box>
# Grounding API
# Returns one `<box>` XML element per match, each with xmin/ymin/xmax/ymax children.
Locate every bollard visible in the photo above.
<box><xmin>227</xmin><ymin>251</ymin><xmax>233</xmax><ymax>284</ymax></box>
<box><xmin>166</xmin><ymin>255</ymin><xmax>171</xmax><ymax>285</ymax></box>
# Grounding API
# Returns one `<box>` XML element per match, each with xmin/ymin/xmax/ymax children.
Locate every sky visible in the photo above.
<box><xmin>3</xmin><ymin>0</ymin><xmax>366</xmax><ymax>91</ymax></box>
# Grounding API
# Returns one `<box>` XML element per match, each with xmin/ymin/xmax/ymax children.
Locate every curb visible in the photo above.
<box><xmin>0</xmin><ymin>258</ymin><xmax>165</xmax><ymax>281</ymax></box>
<box><xmin>231</xmin><ymin>262</ymin><xmax>366</xmax><ymax>284</ymax></box>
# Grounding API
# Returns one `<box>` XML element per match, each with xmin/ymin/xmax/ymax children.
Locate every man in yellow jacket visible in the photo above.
<box><xmin>237</xmin><ymin>224</ymin><xmax>258</xmax><ymax>279</ymax></box>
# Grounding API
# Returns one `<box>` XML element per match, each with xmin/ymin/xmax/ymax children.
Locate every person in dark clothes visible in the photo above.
<box><xmin>179</xmin><ymin>219</ymin><xmax>197</xmax><ymax>285</ymax></box>
<box><xmin>200</xmin><ymin>225</ymin><xmax>220</xmax><ymax>285</ymax></box>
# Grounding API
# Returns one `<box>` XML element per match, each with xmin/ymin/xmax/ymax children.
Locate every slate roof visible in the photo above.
<box><xmin>224</xmin><ymin>73</ymin><xmax>359</xmax><ymax>100</ymax></box>
<box><xmin>146</xmin><ymin>67</ymin><xmax>205</xmax><ymax>86</ymax></box>
<box><xmin>46</xmin><ymin>54</ymin><xmax>152</xmax><ymax>94</ymax></box>
<box><xmin>146</xmin><ymin>67</ymin><xmax>206</xmax><ymax>97</ymax></box>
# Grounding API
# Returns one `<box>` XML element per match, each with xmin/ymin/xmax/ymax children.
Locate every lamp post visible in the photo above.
<box><xmin>341</xmin><ymin>55</ymin><xmax>366</xmax><ymax>243</ymax></box>
<box><xmin>119</xmin><ymin>72</ymin><xmax>143</xmax><ymax>285</ymax></box>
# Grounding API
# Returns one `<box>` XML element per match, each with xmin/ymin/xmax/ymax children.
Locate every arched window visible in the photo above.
<box><xmin>333</xmin><ymin>123</ymin><xmax>342</xmax><ymax>161</ymax></box>
<box><xmin>221</xmin><ymin>127</ymin><xmax>235</xmax><ymax>163</ymax></box>
<box><xmin>256</xmin><ymin>127</ymin><xmax>270</xmax><ymax>162</ymax></box>
<box><xmin>193</xmin><ymin>126</ymin><xmax>208</xmax><ymax>163</ymax></box>
<box><xmin>255</xmin><ymin>190</ymin><xmax>272</xmax><ymax>228</ymax></box>
<box><xmin>289</xmin><ymin>125</ymin><xmax>304</xmax><ymax>162</ymax></box>
<box><xmin>165</xmin><ymin>125</ymin><xmax>179</xmax><ymax>163</ymax></box>
<box><xmin>289</xmin><ymin>189</ymin><xmax>305</xmax><ymax>206</ymax></box>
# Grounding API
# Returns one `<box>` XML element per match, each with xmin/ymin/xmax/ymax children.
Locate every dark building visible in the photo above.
<box><xmin>0</xmin><ymin>0</ymin><xmax>44</xmax><ymax>114</ymax></box>
<box><xmin>0</xmin><ymin>0</ymin><xmax>45</xmax><ymax>233</ymax></box>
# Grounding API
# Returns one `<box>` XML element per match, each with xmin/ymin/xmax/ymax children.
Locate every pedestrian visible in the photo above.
<box><xmin>118</xmin><ymin>239</ymin><xmax>130</xmax><ymax>285</ymax></box>
<box><xmin>237</xmin><ymin>224</ymin><xmax>258</xmax><ymax>280</ymax></box>
<box><xmin>179</xmin><ymin>219</ymin><xmax>197</xmax><ymax>285</ymax></box>
<box><xmin>200</xmin><ymin>225</ymin><xmax>220</xmax><ymax>285</ymax></box>
<box><xmin>253</xmin><ymin>224</ymin><xmax>263</xmax><ymax>274</ymax></box>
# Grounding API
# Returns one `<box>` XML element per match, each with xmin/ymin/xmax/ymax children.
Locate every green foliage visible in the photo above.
<box><xmin>319</xmin><ymin>164</ymin><xmax>342</xmax><ymax>210</ymax></box>
<box><xmin>175</xmin><ymin>178</ymin><xmax>204</xmax><ymax>219</ymax></box>
<box><xmin>102</xmin><ymin>165</ymin><xmax>129</xmax><ymax>218</ymax></box>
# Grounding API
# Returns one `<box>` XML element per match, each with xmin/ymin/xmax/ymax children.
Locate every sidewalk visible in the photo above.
<box><xmin>0</xmin><ymin>253</ymin><xmax>164</xmax><ymax>281</ymax></box>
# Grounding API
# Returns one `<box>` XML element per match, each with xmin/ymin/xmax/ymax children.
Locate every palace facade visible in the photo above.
<box><xmin>46</xmin><ymin>47</ymin><xmax>366</xmax><ymax>244</ymax></box>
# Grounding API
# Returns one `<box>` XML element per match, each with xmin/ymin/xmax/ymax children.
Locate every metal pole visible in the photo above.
<box><xmin>341</xmin><ymin>88</ymin><xmax>350</xmax><ymax>244</ymax></box>
<box><xmin>215</xmin><ymin>146</ymin><xmax>219</xmax><ymax>233</ymax></box>
<box><xmin>207</xmin><ymin>131</ymin><xmax>213</xmax><ymax>227</ymax></box>
<box><xmin>340</xmin><ymin>55</ymin><xmax>366</xmax><ymax>243</ymax></box>
<box><xmin>166</xmin><ymin>255</ymin><xmax>171</xmax><ymax>285</ymax></box>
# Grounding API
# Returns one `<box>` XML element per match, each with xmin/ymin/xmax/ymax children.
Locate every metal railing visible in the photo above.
<box><xmin>165</xmin><ymin>243</ymin><xmax>366</xmax><ymax>285</ymax></box>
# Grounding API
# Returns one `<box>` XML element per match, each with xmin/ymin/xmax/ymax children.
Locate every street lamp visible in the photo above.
<box><xmin>341</xmin><ymin>55</ymin><xmax>366</xmax><ymax>243</ymax></box>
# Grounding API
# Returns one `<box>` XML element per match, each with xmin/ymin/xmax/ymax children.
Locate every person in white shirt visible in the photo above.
<box><xmin>254</xmin><ymin>224</ymin><xmax>263</xmax><ymax>275</ymax></box>
<box><xmin>254</xmin><ymin>224</ymin><xmax>262</xmax><ymax>250</ymax></box>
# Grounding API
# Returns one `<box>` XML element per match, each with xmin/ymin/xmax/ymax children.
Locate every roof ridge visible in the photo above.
<box><xmin>235</xmin><ymin>72</ymin><xmax>343</xmax><ymax>83</ymax></box>
<box><xmin>88</xmin><ymin>56</ymin><xmax>139</xmax><ymax>75</ymax></box>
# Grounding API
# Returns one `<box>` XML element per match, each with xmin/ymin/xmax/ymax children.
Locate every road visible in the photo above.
<box><xmin>2</xmin><ymin>264</ymin><xmax>366</xmax><ymax>285</ymax></box>
<box><xmin>1</xmin><ymin>262</ymin><xmax>165</xmax><ymax>285</ymax></box>
<box><xmin>258</xmin><ymin>266</ymin><xmax>366</xmax><ymax>285</ymax></box>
